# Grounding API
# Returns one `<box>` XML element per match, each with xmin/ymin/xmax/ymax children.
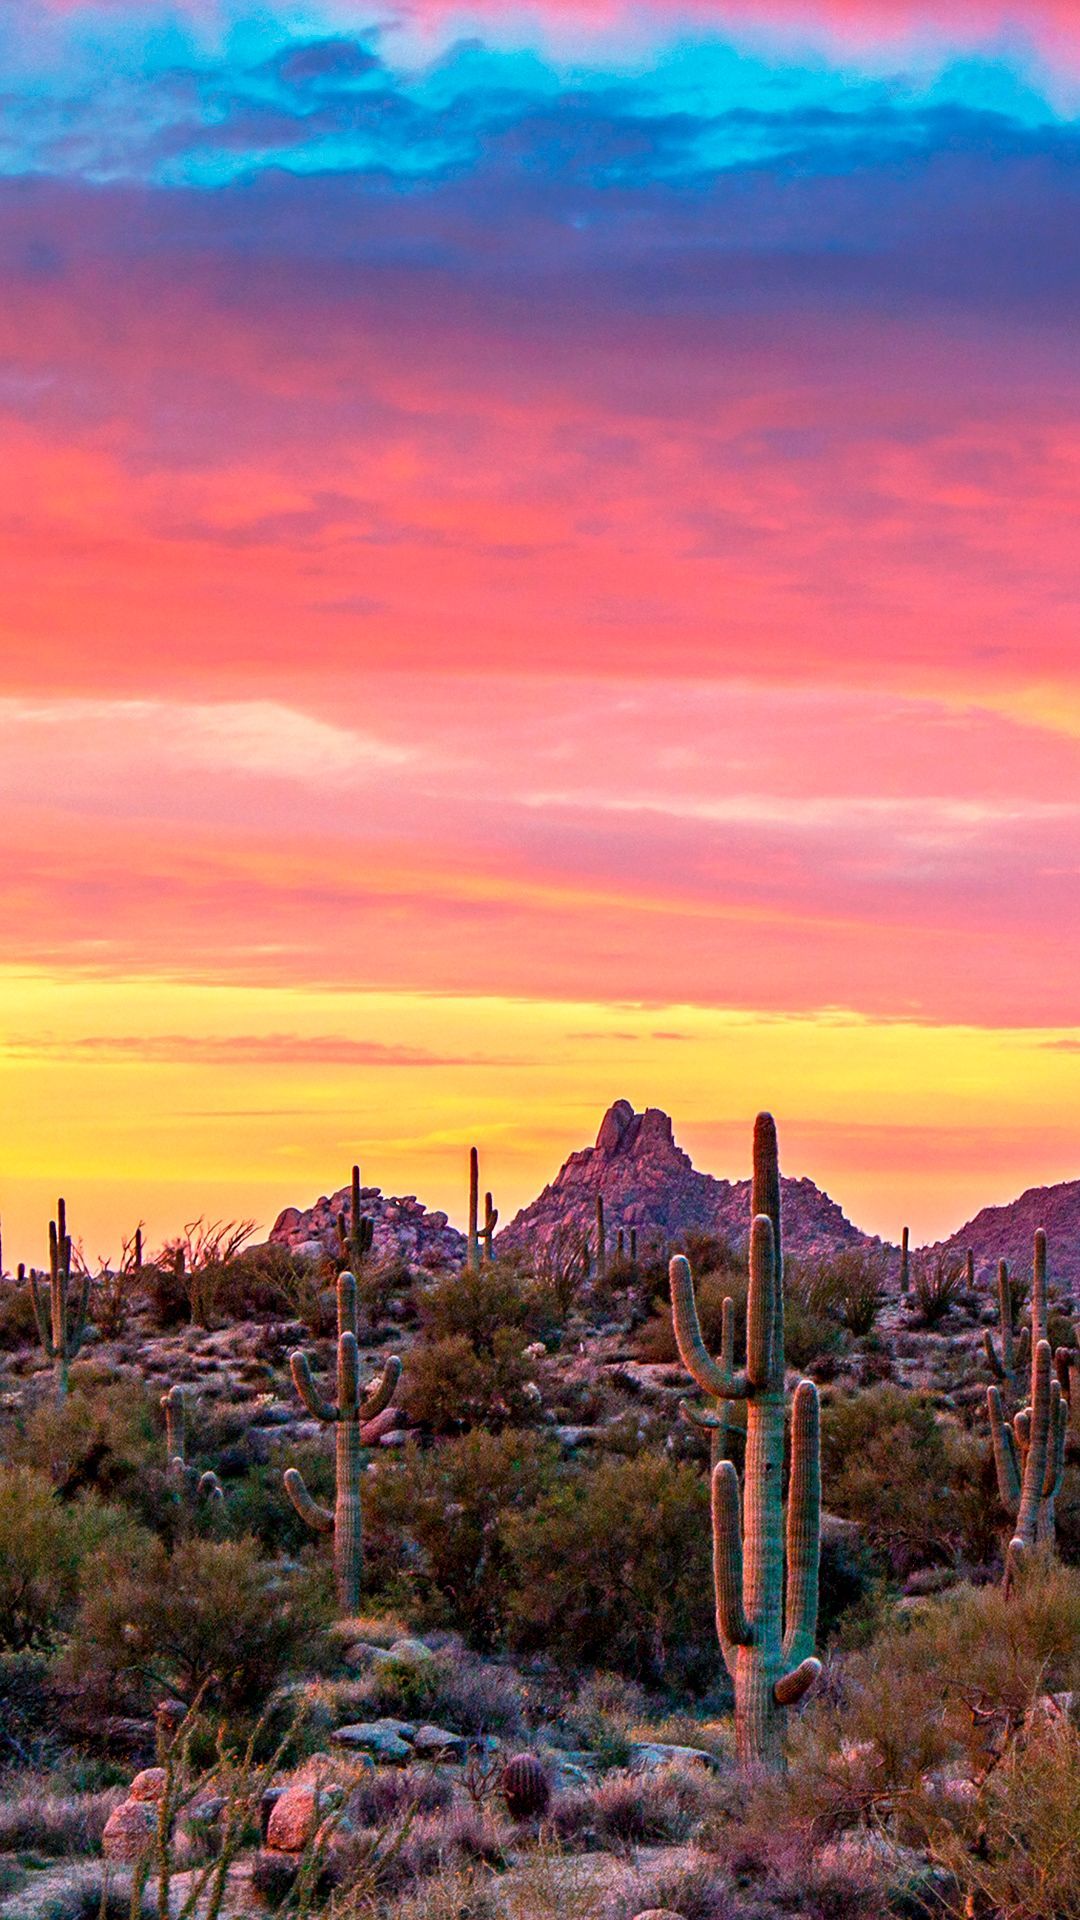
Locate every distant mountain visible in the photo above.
<box><xmin>941</xmin><ymin>1181</ymin><xmax>1080</xmax><ymax>1299</ymax></box>
<box><xmin>497</xmin><ymin>1099</ymin><xmax>878</xmax><ymax>1267</ymax></box>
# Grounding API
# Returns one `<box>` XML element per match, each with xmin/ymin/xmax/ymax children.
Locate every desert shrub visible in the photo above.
<box><xmin>0</xmin><ymin>1783</ymin><xmax>122</xmax><ymax>1855</ymax></box>
<box><xmin>226</xmin><ymin>1449</ymin><xmax>335</xmax><ymax>1555</ymax></box>
<box><xmin>400</xmin><ymin>1330</ymin><xmax>542</xmax><ymax>1436</ymax></box>
<box><xmin>505</xmin><ymin>1452</ymin><xmax>714</xmax><ymax>1687</ymax></box>
<box><xmin>0</xmin><ymin>1862</ymin><xmax>156</xmax><ymax>1920</ymax></box>
<box><xmin>601</xmin><ymin>1858</ymin><xmax>734</xmax><ymax>1920</ymax></box>
<box><xmin>552</xmin><ymin>1762</ymin><xmax>716</xmax><ymax>1848</ymax></box>
<box><xmin>3</xmin><ymin>1374</ymin><xmax>159</xmax><ymax>1503</ymax></box>
<box><xmin>0</xmin><ymin>1468</ymin><xmax>135</xmax><ymax>1650</ymax></box>
<box><xmin>817</xmin><ymin>1526</ymin><xmax>878</xmax><ymax>1643</ymax></box>
<box><xmin>821</xmin><ymin>1386</ymin><xmax>989</xmax><ymax>1573</ymax></box>
<box><xmin>66</xmin><ymin>1533</ymin><xmax>327</xmax><ymax>1715</ymax></box>
<box><xmin>342</xmin><ymin>1643</ymin><xmax>524</xmax><ymax>1735</ymax></box>
<box><xmin>922</xmin><ymin>1713</ymin><xmax>1080</xmax><ymax>1920</ymax></box>
<box><xmin>797</xmin><ymin>1249</ymin><xmax>887</xmax><ymax>1337</ymax></box>
<box><xmin>0</xmin><ymin>1650</ymin><xmax>54</xmax><ymax>1759</ymax></box>
<box><xmin>784</xmin><ymin>1564</ymin><xmax>1080</xmax><ymax>1820</ymax></box>
<box><xmin>0</xmin><ymin>1276</ymin><xmax>39</xmax><ymax>1350</ymax></box>
<box><xmin>347</xmin><ymin>1767</ymin><xmax>454</xmax><ymax>1826</ymax></box>
<box><xmin>365</xmin><ymin>1430</ymin><xmax>559</xmax><ymax>1645</ymax></box>
<box><xmin>419</xmin><ymin>1266</ymin><xmax>555</xmax><ymax>1351</ymax></box>
<box><xmin>636</xmin><ymin>1269</ymin><xmax>744</xmax><ymax>1366</ymax></box>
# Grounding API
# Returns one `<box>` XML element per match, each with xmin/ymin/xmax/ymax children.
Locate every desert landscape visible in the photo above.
<box><xmin>0</xmin><ymin>1105</ymin><xmax>1078</xmax><ymax>1920</ymax></box>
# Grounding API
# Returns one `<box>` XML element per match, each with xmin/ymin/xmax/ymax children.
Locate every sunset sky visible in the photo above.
<box><xmin>3</xmin><ymin>0</ymin><xmax>1080</xmax><ymax>1265</ymax></box>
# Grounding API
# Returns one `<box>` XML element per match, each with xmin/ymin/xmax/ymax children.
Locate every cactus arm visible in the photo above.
<box><xmin>1044</xmin><ymin>1382</ymin><xmax>1067</xmax><ymax>1501</ymax></box>
<box><xmin>751</xmin><ymin>1112</ymin><xmax>782</xmax><ymax>1282</ymax></box>
<box><xmin>1012</xmin><ymin>1340</ymin><xmax>1053</xmax><ymax>1553</ymax></box>
<box><xmin>338</xmin><ymin>1332</ymin><xmax>360</xmax><ymax>1414</ymax></box>
<box><xmin>29</xmin><ymin>1273</ymin><xmax>55</xmax><ymax>1356</ymax></box>
<box><xmin>283</xmin><ymin>1468</ymin><xmax>334</xmax><ymax>1533</ymax></box>
<box><xmin>360</xmin><ymin>1354</ymin><xmax>401</xmax><ymax>1422</ymax></box>
<box><xmin>670</xmin><ymin>1256</ymin><xmax>747</xmax><ymax>1400</ymax></box>
<box><xmin>338</xmin><ymin>1271</ymin><xmax>358</xmax><ymax>1341</ymax></box>
<box><xmin>987</xmin><ymin>1386</ymin><xmax>1021</xmax><ymax>1514</ymax></box>
<box><xmin>289</xmin><ymin>1351</ymin><xmax>337</xmax><ymax>1424</ymax></box>
<box><xmin>774</xmin><ymin>1657</ymin><xmax>821</xmax><ymax>1707</ymax></box>
<box><xmin>198</xmin><ymin>1471</ymin><xmax>225</xmax><ymax>1507</ymax></box>
<box><xmin>711</xmin><ymin>1461</ymin><xmax>752</xmax><ymax>1650</ymax></box>
<box><xmin>680</xmin><ymin>1400</ymin><xmax>726</xmax><ymax>1431</ymax></box>
<box><xmin>747</xmin><ymin>1213</ymin><xmax>779</xmax><ymax>1391</ymax></box>
<box><xmin>782</xmin><ymin>1380</ymin><xmax>821</xmax><ymax>1667</ymax></box>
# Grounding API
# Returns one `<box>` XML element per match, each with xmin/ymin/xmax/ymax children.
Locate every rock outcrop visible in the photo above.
<box><xmin>269</xmin><ymin>1182</ymin><xmax>464</xmax><ymax>1271</ymax></box>
<box><xmin>941</xmin><ymin>1180</ymin><xmax>1080</xmax><ymax>1298</ymax></box>
<box><xmin>497</xmin><ymin>1099</ymin><xmax>877</xmax><ymax>1266</ymax></box>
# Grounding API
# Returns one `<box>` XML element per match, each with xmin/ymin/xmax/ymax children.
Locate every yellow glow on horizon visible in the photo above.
<box><xmin>1</xmin><ymin>966</ymin><xmax>1078</xmax><ymax>1266</ymax></box>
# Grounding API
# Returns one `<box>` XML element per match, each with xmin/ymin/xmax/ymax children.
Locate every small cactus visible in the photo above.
<box><xmin>501</xmin><ymin>1753</ymin><xmax>550</xmax><ymax>1820</ymax></box>
<box><xmin>594</xmin><ymin>1194</ymin><xmax>606</xmax><ymax>1279</ymax></box>
<box><xmin>899</xmin><ymin>1225</ymin><xmax>909</xmax><ymax>1297</ymax></box>
<box><xmin>30</xmin><ymin>1199</ymin><xmax>90</xmax><ymax>1401</ymax></box>
<box><xmin>284</xmin><ymin>1272</ymin><xmax>401</xmax><ymax>1612</ymax></box>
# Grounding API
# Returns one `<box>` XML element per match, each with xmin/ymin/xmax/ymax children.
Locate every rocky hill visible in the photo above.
<box><xmin>497</xmin><ymin>1099</ymin><xmax>879</xmax><ymax>1267</ymax></box>
<box><xmin>270</xmin><ymin>1180</ymin><xmax>465</xmax><ymax>1270</ymax></box>
<box><xmin>942</xmin><ymin>1179</ymin><xmax>1080</xmax><ymax>1299</ymax></box>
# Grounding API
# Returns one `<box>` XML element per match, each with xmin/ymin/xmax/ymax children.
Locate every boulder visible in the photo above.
<box><xmin>330</xmin><ymin>1722</ymin><xmax>414</xmax><ymax>1763</ymax></box>
<box><xmin>266</xmin><ymin>1783</ymin><xmax>341</xmax><ymax>1853</ymax></box>
<box><xmin>128</xmin><ymin>1767</ymin><xmax>168</xmax><ymax>1804</ymax></box>
<box><xmin>411</xmin><ymin>1724</ymin><xmax>468</xmax><ymax>1761</ymax></box>
<box><xmin>102</xmin><ymin>1800</ymin><xmax>157</xmax><ymax>1861</ymax></box>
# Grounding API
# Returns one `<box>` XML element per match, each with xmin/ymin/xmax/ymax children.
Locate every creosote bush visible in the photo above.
<box><xmin>401</xmin><ymin>1330</ymin><xmax>542</xmax><ymax>1436</ymax></box>
<box><xmin>504</xmin><ymin>1452</ymin><xmax>715</xmax><ymax>1687</ymax></box>
<box><xmin>821</xmin><ymin>1384</ymin><xmax>995</xmax><ymax>1572</ymax></box>
<box><xmin>66</xmin><ymin>1533</ymin><xmax>328</xmax><ymax>1715</ymax></box>
<box><xmin>0</xmin><ymin>1466</ymin><xmax>135</xmax><ymax>1650</ymax></box>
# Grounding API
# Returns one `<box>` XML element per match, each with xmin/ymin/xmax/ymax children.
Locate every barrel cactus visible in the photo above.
<box><xmin>501</xmin><ymin>1753</ymin><xmax>550</xmax><ymax>1820</ymax></box>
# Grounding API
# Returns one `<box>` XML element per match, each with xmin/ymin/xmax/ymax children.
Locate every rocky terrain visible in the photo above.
<box><xmin>498</xmin><ymin>1100</ymin><xmax>881</xmax><ymax>1268</ymax></box>
<box><xmin>270</xmin><ymin>1181</ymin><xmax>465</xmax><ymax>1270</ymax></box>
<box><xmin>943</xmin><ymin>1177</ymin><xmax>1080</xmax><ymax>1298</ymax></box>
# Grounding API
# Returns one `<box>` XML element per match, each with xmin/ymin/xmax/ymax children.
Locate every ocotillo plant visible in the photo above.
<box><xmin>671</xmin><ymin>1114</ymin><xmax>821</xmax><ymax>1773</ymax></box>
<box><xmin>30</xmin><ymin>1199</ymin><xmax>90</xmax><ymax>1401</ymax></box>
<box><xmin>984</xmin><ymin>1260</ymin><xmax>1029</xmax><ymax>1394</ymax></box>
<box><xmin>594</xmin><ymin>1194</ymin><xmax>607</xmax><ymax>1279</ymax></box>
<box><xmin>336</xmin><ymin>1165</ymin><xmax>374</xmax><ymax>1277</ymax></box>
<box><xmin>899</xmin><ymin>1225</ymin><xmax>909</xmax><ymax>1297</ymax></box>
<box><xmin>284</xmin><ymin>1271</ymin><xmax>401</xmax><ymax>1612</ymax></box>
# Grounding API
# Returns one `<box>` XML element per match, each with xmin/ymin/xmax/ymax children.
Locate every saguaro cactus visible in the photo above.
<box><xmin>467</xmin><ymin>1148</ymin><xmax>481</xmax><ymax>1271</ymax></box>
<box><xmin>671</xmin><ymin>1114</ymin><xmax>821</xmax><ymax>1773</ymax></box>
<box><xmin>481</xmin><ymin>1190</ymin><xmax>499</xmax><ymax>1264</ymax></box>
<box><xmin>984</xmin><ymin>1260</ymin><xmax>1029</xmax><ymax>1394</ymax></box>
<box><xmin>161</xmin><ymin>1384</ymin><xmax>224</xmax><ymax>1507</ymax></box>
<box><xmin>988</xmin><ymin>1228</ymin><xmax>1067</xmax><ymax>1589</ymax></box>
<box><xmin>31</xmin><ymin>1199</ymin><xmax>90</xmax><ymax>1401</ymax></box>
<box><xmin>337</xmin><ymin>1165</ymin><xmax>374</xmax><ymax>1276</ymax></box>
<box><xmin>594</xmin><ymin>1194</ymin><xmax>607</xmax><ymax>1279</ymax></box>
<box><xmin>284</xmin><ymin>1272</ymin><xmax>401</xmax><ymax>1613</ymax></box>
<box><xmin>899</xmin><ymin>1225</ymin><xmax>910</xmax><ymax>1297</ymax></box>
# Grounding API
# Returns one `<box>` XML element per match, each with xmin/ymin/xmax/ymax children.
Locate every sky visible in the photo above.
<box><xmin>2</xmin><ymin>0</ymin><xmax>1080</xmax><ymax>1265</ymax></box>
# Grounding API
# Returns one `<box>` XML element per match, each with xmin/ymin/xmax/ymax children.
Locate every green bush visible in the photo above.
<box><xmin>0</xmin><ymin>1277</ymin><xmax>39</xmax><ymax>1351</ymax></box>
<box><xmin>504</xmin><ymin>1452</ymin><xmax>714</xmax><ymax>1687</ymax></box>
<box><xmin>3</xmin><ymin>1374</ymin><xmax>159</xmax><ymax>1503</ymax></box>
<box><xmin>821</xmin><ymin>1385</ymin><xmax>991</xmax><ymax>1573</ymax></box>
<box><xmin>365</xmin><ymin>1430</ymin><xmax>560</xmax><ymax>1644</ymax></box>
<box><xmin>0</xmin><ymin>1467</ymin><xmax>136</xmax><ymax>1650</ymax></box>
<box><xmin>400</xmin><ymin>1330</ymin><xmax>541</xmax><ymax>1436</ymax></box>
<box><xmin>66</xmin><ymin>1533</ymin><xmax>327</xmax><ymax>1714</ymax></box>
<box><xmin>419</xmin><ymin>1266</ymin><xmax>554</xmax><ymax>1352</ymax></box>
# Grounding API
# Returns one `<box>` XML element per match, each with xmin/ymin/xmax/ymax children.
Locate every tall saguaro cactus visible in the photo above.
<box><xmin>467</xmin><ymin>1148</ymin><xmax>481</xmax><ymax>1271</ymax></box>
<box><xmin>899</xmin><ymin>1225</ymin><xmax>910</xmax><ymax>1297</ymax></box>
<box><xmin>984</xmin><ymin>1260</ymin><xmax>1029</xmax><ymax>1394</ymax></box>
<box><xmin>31</xmin><ymin>1199</ymin><xmax>90</xmax><ymax>1401</ymax></box>
<box><xmin>988</xmin><ymin>1229</ymin><xmax>1067</xmax><ymax>1590</ymax></box>
<box><xmin>671</xmin><ymin>1114</ymin><xmax>821</xmax><ymax>1773</ymax></box>
<box><xmin>594</xmin><ymin>1194</ymin><xmax>607</xmax><ymax>1280</ymax></box>
<box><xmin>284</xmin><ymin>1272</ymin><xmax>401</xmax><ymax>1613</ymax></box>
